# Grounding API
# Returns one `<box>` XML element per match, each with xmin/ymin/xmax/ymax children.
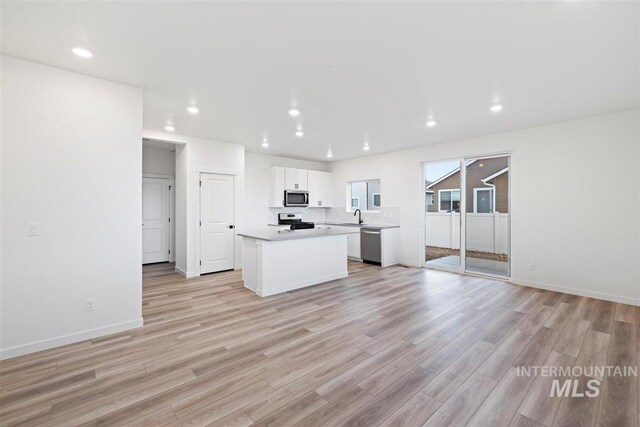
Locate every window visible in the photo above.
<box><xmin>473</xmin><ymin>188</ymin><xmax>494</xmax><ymax>213</ymax></box>
<box><xmin>438</xmin><ymin>189</ymin><xmax>460</xmax><ymax>212</ymax></box>
<box><xmin>348</xmin><ymin>179</ymin><xmax>381</xmax><ymax>211</ymax></box>
<box><xmin>426</xmin><ymin>193</ymin><xmax>434</xmax><ymax>205</ymax></box>
<box><xmin>372</xmin><ymin>193</ymin><xmax>381</xmax><ymax>208</ymax></box>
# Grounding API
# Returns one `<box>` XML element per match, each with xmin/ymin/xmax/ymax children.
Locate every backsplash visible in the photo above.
<box><xmin>268</xmin><ymin>206</ymin><xmax>400</xmax><ymax>225</ymax></box>
<box><xmin>326</xmin><ymin>207</ymin><xmax>400</xmax><ymax>225</ymax></box>
<box><xmin>268</xmin><ymin>208</ymin><xmax>328</xmax><ymax>224</ymax></box>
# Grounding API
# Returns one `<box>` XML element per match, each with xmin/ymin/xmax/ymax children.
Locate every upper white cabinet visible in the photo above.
<box><xmin>308</xmin><ymin>170</ymin><xmax>334</xmax><ymax>208</ymax></box>
<box><xmin>285</xmin><ymin>168</ymin><xmax>308</xmax><ymax>190</ymax></box>
<box><xmin>269</xmin><ymin>167</ymin><xmax>286</xmax><ymax>207</ymax></box>
<box><xmin>269</xmin><ymin>167</ymin><xmax>332</xmax><ymax>208</ymax></box>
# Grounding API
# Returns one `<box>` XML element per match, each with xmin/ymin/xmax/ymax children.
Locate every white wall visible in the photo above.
<box><xmin>142</xmin><ymin>147</ymin><xmax>175</xmax><ymax>175</ymax></box>
<box><xmin>1</xmin><ymin>56</ymin><xmax>144</xmax><ymax>359</ymax></box>
<box><xmin>330</xmin><ymin>110</ymin><xmax>640</xmax><ymax>305</ymax></box>
<box><xmin>142</xmin><ymin>130</ymin><xmax>244</xmax><ymax>276</ymax></box>
<box><xmin>244</xmin><ymin>152</ymin><xmax>329</xmax><ymax>228</ymax></box>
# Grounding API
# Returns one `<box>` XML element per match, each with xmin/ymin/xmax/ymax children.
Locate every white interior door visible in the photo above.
<box><xmin>200</xmin><ymin>173</ymin><xmax>235</xmax><ymax>274</ymax></box>
<box><xmin>142</xmin><ymin>177</ymin><xmax>170</xmax><ymax>264</ymax></box>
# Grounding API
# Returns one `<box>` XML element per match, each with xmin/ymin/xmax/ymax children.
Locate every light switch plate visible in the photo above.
<box><xmin>27</xmin><ymin>223</ymin><xmax>39</xmax><ymax>236</ymax></box>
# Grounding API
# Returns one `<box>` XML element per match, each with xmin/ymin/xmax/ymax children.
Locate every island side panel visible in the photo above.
<box><xmin>242</xmin><ymin>237</ymin><xmax>258</xmax><ymax>292</ymax></box>
<box><xmin>381</xmin><ymin>228</ymin><xmax>401</xmax><ymax>267</ymax></box>
<box><xmin>257</xmin><ymin>235</ymin><xmax>348</xmax><ymax>297</ymax></box>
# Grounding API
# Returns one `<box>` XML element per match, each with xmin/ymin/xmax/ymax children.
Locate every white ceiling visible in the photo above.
<box><xmin>2</xmin><ymin>1</ymin><xmax>638</xmax><ymax>161</ymax></box>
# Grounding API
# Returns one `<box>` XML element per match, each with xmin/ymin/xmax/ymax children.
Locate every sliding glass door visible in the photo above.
<box><xmin>463</xmin><ymin>155</ymin><xmax>510</xmax><ymax>277</ymax></box>
<box><xmin>424</xmin><ymin>159</ymin><xmax>462</xmax><ymax>271</ymax></box>
<box><xmin>424</xmin><ymin>154</ymin><xmax>510</xmax><ymax>278</ymax></box>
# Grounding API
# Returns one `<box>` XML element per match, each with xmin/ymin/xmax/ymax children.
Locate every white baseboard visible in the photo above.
<box><xmin>0</xmin><ymin>318</ymin><xmax>144</xmax><ymax>360</ymax></box>
<box><xmin>399</xmin><ymin>259</ymin><xmax>422</xmax><ymax>268</ymax></box>
<box><xmin>513</xmin><ymin>278</ymin><xmax>640</xmax><ymax>307</ymax></box>
<box><xmin>256</xmin><ymin>271</ymin><xmax>348</xmax><ymax>297</ymax></box>
<box><xmin>174</xmin><ymin>266</ymin><xmax>199</xmax><ymax>278</ymax></box>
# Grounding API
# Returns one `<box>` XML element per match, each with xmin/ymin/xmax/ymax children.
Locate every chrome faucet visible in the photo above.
<box><xmin>354</xmin><ymin>209</ymin><xmax>363</xmax><ymax>225</ymax></box>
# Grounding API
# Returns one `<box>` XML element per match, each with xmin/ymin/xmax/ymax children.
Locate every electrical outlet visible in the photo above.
<box><xmin>27</xmin><ymin>222</ymin><xmax>39</xmax><ymax>236</ymax></box>
<box><xmin>85</xmin><ymin>298</ymin><xmax>96</xmax><ymax>312</ymax></box>
<box><xmin>529</xmin><ymin>263</ymin><xmax>536</xmax><ymax>271</ymax></box>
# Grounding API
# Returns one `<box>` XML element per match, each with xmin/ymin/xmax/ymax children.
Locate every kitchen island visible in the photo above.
<box><xmin>238</xmin><ymin>227</ymin><xmax>359</xmax><ymax>296</ymax></box>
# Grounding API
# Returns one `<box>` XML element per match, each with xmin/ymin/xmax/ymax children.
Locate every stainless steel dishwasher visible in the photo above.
<box><xmin>360</xmin><ymin>227</ymin><xmax>381</xmax><ymax>265</ymax></box>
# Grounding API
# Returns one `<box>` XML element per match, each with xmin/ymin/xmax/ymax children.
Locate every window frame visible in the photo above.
<box><xmin>473</xmin><ymin>187</ymin><xmax>495</xmax><ymax>213</ymax></box>
<box><xmin>372</xmin><ymin>193</ymin><xmax>381</xmax><ymax>209</ymax></box>
<box><xmin>346</xmin><ymin>179</ymin><xmax>381</xmax><ymax>212</ymax></box>
<box><xmin>351</xmin><ymin>197</ymin><xmax>360</xmax><ymax>209</ymax></box>
<box><xmin>438</xmin><ymin>188</ymin><xmax>461</xmax><ymax>212</ymax></box>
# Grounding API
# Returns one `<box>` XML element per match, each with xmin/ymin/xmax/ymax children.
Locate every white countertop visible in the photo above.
<box><xmin>238</xmin><ymin>227</ymin><xmax>359</xmax><ymax>242</ymax></box>
<box><xmin>267</xmin><ymin>222</ymin><xmax>400</xmax><ymax>229</ymax></box>
<box><xmin>323</xmin><ymin>222</ymin><xmax>400</xmax><ymax>229</ymax></box>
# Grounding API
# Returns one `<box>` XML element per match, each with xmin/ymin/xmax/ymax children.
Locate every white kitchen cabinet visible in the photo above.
<box><xmin>308</xmin><ymin>170</ymin><xmax>334</xmax><ymax>208</ymax></box>
<box><xmin>268</xmin><ymin>225</ymin><xmax>291</xmax><ymax>231</ymax></box>
<box><xmin>269</xmin><ymin>167</ymin><xmax>286</xmax><ymax>207</ymax></box>
<box><xmin>285</xmin><ymin>168</ymin><xmax>308</xmax><ymax>190</ymax></box>
<box><xmin>270</xmin><ymin>167</ymin><xmax>331</xmax><ymax>207</ymax></box>
<box><xmin>347</xmin><ymin>233</ymin><xmax>361</xmax><ymax>259</ymax></box>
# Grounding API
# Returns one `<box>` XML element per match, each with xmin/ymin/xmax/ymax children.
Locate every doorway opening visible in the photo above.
<box><xmin>142</xmin><ymin>139</ymin><xmax>176</xmax><ymax>265</ymax></box>
<box><xmin>423</xmin><ymin>154</ymin><xmax>510</xmax><ymax>278</ymax></box>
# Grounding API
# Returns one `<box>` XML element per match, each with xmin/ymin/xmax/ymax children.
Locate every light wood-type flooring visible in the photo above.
<box><xmin>0</xmin><ymin>261</ymin><xmax>638</xmax><ymax>426</ymax></box>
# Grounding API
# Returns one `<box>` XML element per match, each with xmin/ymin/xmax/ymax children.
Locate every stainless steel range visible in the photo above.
<box><xmin>278</xmin><ymin>213</ymin><xmax>315</xmax><ymax>230</ymax></box>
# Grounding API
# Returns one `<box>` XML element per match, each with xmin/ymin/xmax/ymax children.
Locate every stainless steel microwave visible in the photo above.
<box><xmin>284</xmin><ymin>190</ymin><xmax>309</xmax><ymax>207</ymax></box>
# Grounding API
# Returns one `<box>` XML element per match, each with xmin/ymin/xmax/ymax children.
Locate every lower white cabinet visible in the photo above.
<box><xmin>347</xmin><ymin>233</ymin><xmax>361</xmax><ymax>259</ymax></box>
<box><xmin>268</xmin><ymin>225</ymin><xmax>291</xmax><ymax>232</ymax></box>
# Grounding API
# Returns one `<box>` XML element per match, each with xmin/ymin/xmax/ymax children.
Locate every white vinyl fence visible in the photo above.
<box><xmin>425</xmin><ymin>212</ymin><xmax>509</xmax><ymax>255</ymax></box>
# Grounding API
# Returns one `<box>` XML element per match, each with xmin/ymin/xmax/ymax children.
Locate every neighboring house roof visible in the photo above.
<box><xmin>481</xmin><ymin>167</ymin><xmax>508</xmax><ymax>183</ymax></box>
<box><xmin>425</xmin><ymin>160</ymin><xmax>476</xmax><ymax>189</ymax></box>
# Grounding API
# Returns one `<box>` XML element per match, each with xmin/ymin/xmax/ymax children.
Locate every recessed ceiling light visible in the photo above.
<box><xmin>295</xmin><ymin>130</ymin><xmax>304</xmax><ymax>137</ymax></box>
<box><xmin>288</xmin><ymin>108</ymin><xmax>300</xmax><ymax>117</ymax></box>
<box><xmin>164</xmin><ymin>124</ymin><xmax>175</xmax><ymax>132</ymax></box>
<box><xmin>326</xmin><ymin>151</ymin><xmax>333</xmax><ymax>158</ymax></box>
<box><xmin>490</xmin><ymin>104</ymin><xmax>503</xmax><ymax>112</ymax></box>
<box><xmin>186</xmin><ymin>106</ymin><xmax>199</xmax><ymax>114</ymax></box>
<box><xmin>261</xmin><ymin>142</ymin><xmax>269</xmax><ymax>148</ymax></box>
<box><xmin>72</xmin><ymin>47</ymin><xmax>93</xmax><ymax>58</ymax></box>
<box><xmin>426</xmin><ymin>120</ymin><xmax>437</xmax><ymax>128</ymax></box>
